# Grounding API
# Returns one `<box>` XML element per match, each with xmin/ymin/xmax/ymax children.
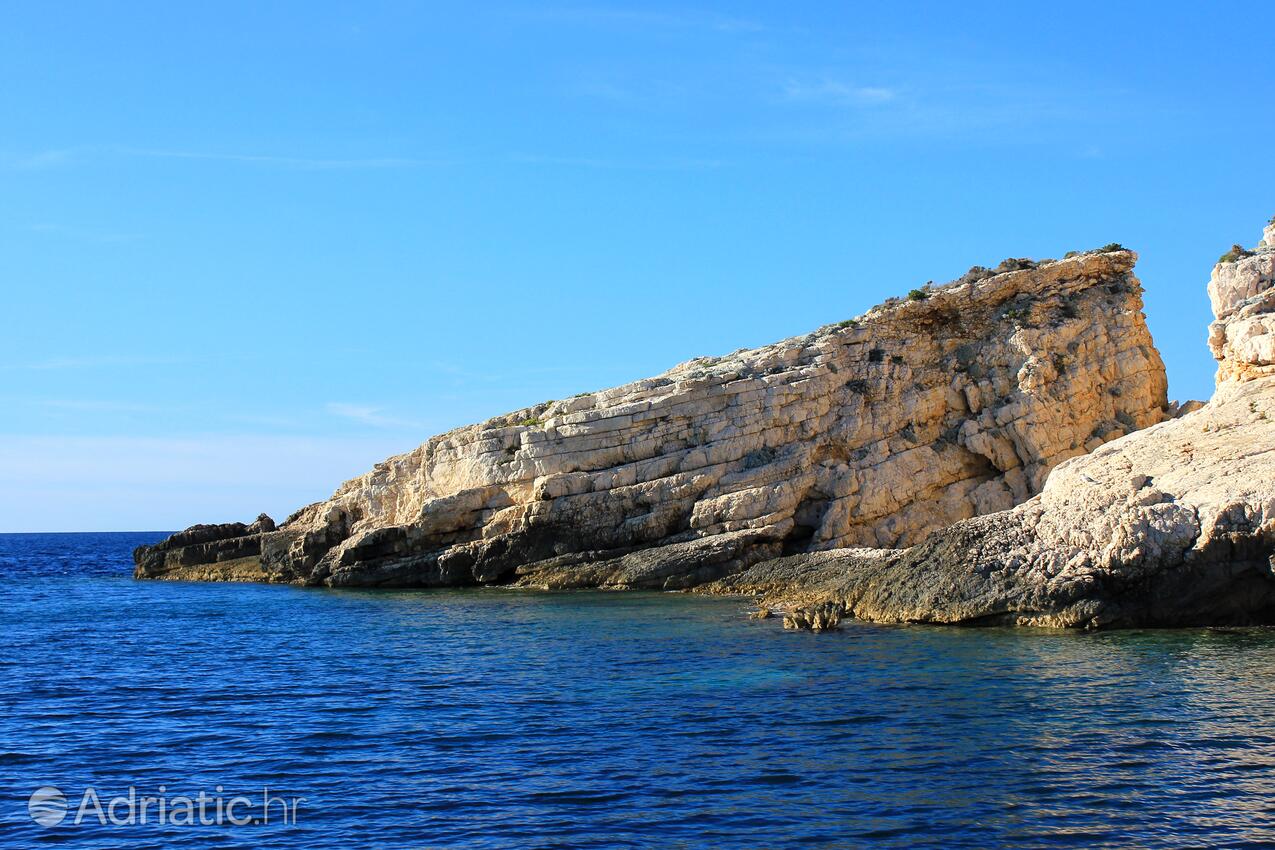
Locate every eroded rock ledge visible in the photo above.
<box><xmin>136</xmin><ymin>247</ymin><xmax>1168</xmax><ymax>592</ymax></box>
<box><xmin>713</xmin><ymin>220</ymin><xmax>1275</xmax><ymax>628</ymax></box>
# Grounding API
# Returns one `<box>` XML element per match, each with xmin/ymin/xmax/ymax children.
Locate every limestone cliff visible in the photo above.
<box><xmin>720</xmin><ymin>220</ymin><xmax>1275</xmax><ymax>628</ymax></box>
<box><xmin>1209</xmin><ymin>223</ymin><xmax>1275</xmax><ymax>384</ymax></box>
<box><xmin>135</xmin><ymin>248</ymin><xmax>1168</xmax><ymax>589</ymax></box>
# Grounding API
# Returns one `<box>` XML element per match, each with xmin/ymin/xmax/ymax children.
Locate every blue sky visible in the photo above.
<box><xmin>2</xmin><ymin>1</ymin><xmax>1273</xmax><ymax>531</ymax></box>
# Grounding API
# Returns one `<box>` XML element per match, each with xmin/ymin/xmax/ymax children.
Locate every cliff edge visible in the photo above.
<box><xmin>135</xmin><ymin>247</ymin><xmax>1167</xmax><ymax>590</ymax></box>
<box><xmin>719</xmin><ymin>220</ymin><xmax>1275</xmax><ymax>628</ymax></box>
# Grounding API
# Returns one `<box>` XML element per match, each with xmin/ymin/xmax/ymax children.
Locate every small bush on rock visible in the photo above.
<box><xmin>1219</xmin><ymin>244</ymin><xmax>1254</xmax><ymax>264</ymax></box>
<box><xmin>996</xmin><ymin>257</ymin><xmax>1038</xmax><ymax>273</ymax></box>
<box><xmin>959</xmin><ymin>266</ymin><xmax>994</xmax><ymax>285</ymax></box>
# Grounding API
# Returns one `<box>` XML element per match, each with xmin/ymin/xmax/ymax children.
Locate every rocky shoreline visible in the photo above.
<box><xmin>135</xmin><ymin>219</ymin><xmax>1275</xmax><ymax>629</ymax></box>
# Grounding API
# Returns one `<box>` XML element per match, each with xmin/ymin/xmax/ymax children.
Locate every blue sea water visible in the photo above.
<box><xmin>4</xmin><ymin>533</ymin><xmax>1275</xmax><ymax>848</ymax></box>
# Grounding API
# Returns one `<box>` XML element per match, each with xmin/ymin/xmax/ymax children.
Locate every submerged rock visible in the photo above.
<box><xmin>783</xmin><ymin>602</ymin><xmax>844</xmax><ymax>631</ymax></box>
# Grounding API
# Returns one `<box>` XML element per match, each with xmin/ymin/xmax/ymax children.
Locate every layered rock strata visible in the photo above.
<box><xmin>136</xmin><ymin>249</ymin><xmax>1169</xmax><ymax>591</ymax></box>
<box><xmin>718</xmin><ymin>221</ymin><xmax>1275</xmax><ymax>628</ymax></box>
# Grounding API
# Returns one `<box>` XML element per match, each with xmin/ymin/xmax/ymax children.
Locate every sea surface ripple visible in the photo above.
<box><xmin>4</xmin><ymin>532</ymin><xmax>1275</xmax><ymax>848</ymax></box>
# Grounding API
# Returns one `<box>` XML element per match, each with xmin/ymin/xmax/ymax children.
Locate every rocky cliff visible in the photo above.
<box><xmin>719</xmin><ymin>220</ymin><xmax>1275</xmax><ymax>628</ymax></box>
<box><xmin>135</xmin><ymin>247</ymin><xmax>1168</xmax><ymax>589</ymax></box>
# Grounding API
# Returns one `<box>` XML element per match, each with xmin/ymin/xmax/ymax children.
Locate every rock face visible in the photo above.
<box><xmin>717</xmin><ymin>220</ymin><xmax>1275</xmax><ymax>628</ymax></box>
<box><xmin>135</xmin><ymin>248</ymin><xmax>1169</xmax><ymax>592</ymax></box>
<box><xmin>1209</xmin><ymin>222</ymin><xmax>1275</xmax><ymax>384</ymax></box>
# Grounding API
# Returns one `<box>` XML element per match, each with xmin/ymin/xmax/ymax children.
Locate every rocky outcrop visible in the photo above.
<box><xmin>135</xmin><ymin>248</ymin><xmax>1168</xmax><ymax>591</ymax></box>
<box><xmin>1209</xmin><ymin>222</ymin><xmax>1275</xmax><ymax>384</ymax></box>
<box><xmin>716</xmin><ymin>219</ymin><xmax>1275</xmax><ymax>628</ymax></box>
<box><xmin>133</xmin><ymin>514</ymin><xmax>277</xmax><ymax>582</ymax></box>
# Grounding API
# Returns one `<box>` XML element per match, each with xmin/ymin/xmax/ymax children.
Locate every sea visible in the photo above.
<box><xmin>4</xmin><ymin>531</ymin><xmax>1275</xmax><ymax>848</ymax></box>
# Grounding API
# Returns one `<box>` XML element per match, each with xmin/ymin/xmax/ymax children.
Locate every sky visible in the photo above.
<box><xmin>2</xmin><ymin>1</ymin><xmax>1273</xmax><ymax>532</ymax></box>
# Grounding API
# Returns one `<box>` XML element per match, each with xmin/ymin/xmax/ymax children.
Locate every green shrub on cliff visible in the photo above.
<box><xmin>906</xmin><ymin>288</ymin><xmax>929</xmax><ymax>301</ymax></box>
<box><xmin>1219</xmin><ymin>244</ymin><xmax>1253</xmax><ymax>264</ymax></box>
<box><xmin>959</xmin><ymin>266</ymin><xmax>994</xmax><ymax>285</ymax></box>
<box><xmin>1064</xmin><ymin>243</ymin><xmax>1125</xmax><ymax>259</ymax></box>
<box><xmin>995</xmin><ymin>257</ymin><xmax>1038</xmax><ymax>273</ymax></box>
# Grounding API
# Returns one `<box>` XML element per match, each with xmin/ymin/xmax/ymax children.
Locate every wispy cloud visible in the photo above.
<box><xmin>511</xmin><ymin>6</ymin><xmax>766</xmax><ymax>34</ymax></box>
<box><xmin>224</xmin><ymin>413</ymin><xmax>307</xmax><ymax>429</ymax></box>
<box><xmin>29</xmin><ymin>222</ymin><xmax>144</xmax><ymax>244</ymax></box>
<box><xmin>0</xmin><ymin>434</ymin><xmax>419</xmax><ymax>531</ymax></box>
<box><xmin>506</xmin><ymin>152</ymin><xmax>725</xmax><ymax>170</ymax></box>
<box><xmin>782</xmin><ymin>78</ymin><xmax>898</xmax><ymax>106</ymax></box>
<box><xmin>4</xmin><ymin>148</ymin><xmax>79</xmax><ymax>170</ymax></box>
<box><xmin>5</xmin><ymin>143</ymin><xmax>718</xmax><ymax>176</ymax></box>
<box><xmin>36</xmin><ymin>399</ymin><xmax>165</xmax><ymax>414</ymax></box>
<box><xmin>560</xmin><ymin>70</ymin><xmax>700</xmax><ymax>107</ymax></box>
<box><xmin>116</xmin><ymin>147</ymin><xmax>447</xmax><ymax>170</ymax></box>
<box><xmin>325</xmin><ymin>402</ymin><xmax>420</xmax><ymax>429</ymax></box>
<box><xmin>3</xmin><ymin>354</ymin><xmax>181</xmax><ymax>371</ymax></box>
<box><xmin>3</xmin><ymin>145</ymin><xmax>450</xmax><ymax>172</ymax></box>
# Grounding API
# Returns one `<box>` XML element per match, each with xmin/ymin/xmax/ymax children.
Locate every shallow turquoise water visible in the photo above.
<box><xmin>4</xmin><ymin>532</ymin><xmax>1275</xmax><ymax>847</ymax></box>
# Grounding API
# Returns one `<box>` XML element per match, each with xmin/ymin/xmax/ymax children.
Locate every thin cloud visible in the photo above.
<box><xmin>36</xmin><ymin>399</ymin><xmax>165</xmax><ymax>414</ymax></box>
<box><xmin>326</xmin><ymin>402</ymin><xmax>420</xmax><ymax>429</ymax></box>
<box><xmin>224</xmin><ymin>413</ymin><xmax>307</xmax><ymax>429</ymax></box>
<box><xmin>4</xmin><ymin>148</ymin><xmax>78</xmax><ymax>170</ymax></box>
<box><xmin>513</xmin><ymin>7</ymin><xmax>766</xmax><ymax>34</ymax></box>
<box><xmin>0</xmin><ymin>433</ymin><xmax>420</xmax><ymax>531</ymax></box>
<box><xmin>3</xmin><ymin>144</ymin><xmax>726</xmax><ymax>175</ymax></box>
<box><xmin>6</xmin><ymin>354</ymin><xmax>181</xmax><ymax>371</ymax></box>
<box><xmin>3</xmin><ymin>145</ymin><xmax>447</xmax><ymax>172</ymax></box>
<box><xmin>507</xmin><ymin>152</ymin><xmax>726</xmax><ymax>170</ymax></box>
<box><xmin>29</xmin><ymin>222</ymin><xmax>144</xmax><ymax>244</ymax></box>
<box><xmin>782</xmin><ymin>78</ymin><xmax>898</xmax><ymax>106</ymax></box>
<box><xmin>117</xmin><ymin>147</ymin><xmax>447</xmax><ymax>170</ymax></box>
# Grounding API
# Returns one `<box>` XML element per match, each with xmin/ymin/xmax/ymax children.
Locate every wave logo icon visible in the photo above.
<box><xmin>28</xmin><ymin>786</ymin><xmax>68</xmax><ymax>827</ymax></box>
